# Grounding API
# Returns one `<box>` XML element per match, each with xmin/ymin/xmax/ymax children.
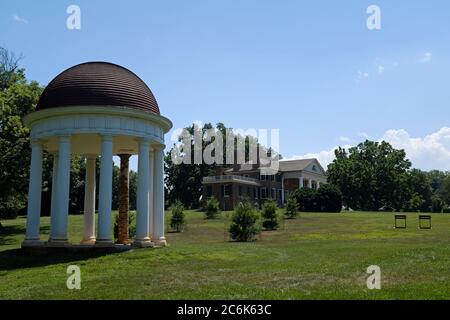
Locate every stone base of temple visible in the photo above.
<box><xmin>46</xmin><ymin>239</ymin><xmax>71</xmax><ymax>247</ymax></box>
<box><xmin>153</xmin><ymin>238</ymin><xmax>167</xmax><ymax>247</ymax></box>
<box><xmin>21</xmin><ymin>239</ymin><xmax>45</xmax><ymax>248</ymax></box>
<box><xmin>94</xmin><ymin>240</ymin><xmax>115</xmax><ymax>247</ymax></box>
<box><xmin>132</xmin><ymin>239</ymin><xmax>154</xmax><ymax>248</ymax></box>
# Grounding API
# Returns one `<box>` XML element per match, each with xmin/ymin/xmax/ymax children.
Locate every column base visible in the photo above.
<box><xmin>132</xmin><ymin>238</ymin><xmax>154</xmax><ymax>248</ymax></box>
<box><xmin>21</xmin><ymin>239</ymin><xmax>45</xmax><ymax>248</ymax></box>
<box><xmin>80</xmin><ymin>238</ymin><xmax>96</xmax><ymax>245</ymax></box>
<box><xmin>46</xmin><ymin>239</ymin><xmax>70</xmax><ymax>247</ymax></box>
<box><xmin>95</xmin><ymin>239</ymin><xmax>114</xmax><ymax>247</ymax></box>
<box><xmin>153</xmin><ymin>238</ymin><xmax>167</xmax><ymax>247</ymax></box>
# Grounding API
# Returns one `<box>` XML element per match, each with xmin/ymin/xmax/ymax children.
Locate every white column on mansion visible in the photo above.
<box><xmin>134</xmin><ymin>139</ymin><xmax>152</xmax><ymax>247</ymax></box>
<box><xmin>49</xmin><ymin>135</ymin><xmax>71</xmax><ymax>244</ymax></box>
<box><xmin>82</xmin><ymin>155</ymin><xmax>97</xmax><ymax>243</ymax></box>
<box><xmin>97</xmin><ymin>135</ymin><xmax>113</xmax><ymax>245</ymax></box>
<box><xmin>148</xmin><ymin>148</ymin><xmax>155</xmax><ymax>239</ymax></box>
<box><xmin>23</xmin><ymin>140</ymin><xmax>43</xmax><ymax>245</ymax></box>
<box><xmin>153</xmin><ymin>146</ymin><xmax>166</xmax><ymax>246</ymax></box>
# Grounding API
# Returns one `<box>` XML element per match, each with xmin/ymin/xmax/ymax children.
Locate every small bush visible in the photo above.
<box><xmin>170</xmin><ymin>200</ymin><xmax>186</xmax><ymax>232</ymax></box>
<box><xmin>205</xmin><ymin>197</ymin><xmax>220</xmax><ymax>219</ymax></box>
<box><xmin>113</xmin><ymin>211</ymin><xmax>136</xmax><ymax>241</ymax></box>
<box><xmin>229</xmin><ymin>200</ymin><xmax>261</xmax><ymax>242</ymax></box>
<box><xmin>261</xmin><ymin>199</ymin><xmax>279</xmax><ymax>230</ymax></box>
<box><xmin>292</xmin><ymin>187</ymin><xmax>318</xmax><ymax>212</ymax></box>
<box><xmin>0</xmin><ymin>195</ymin><xmax>25</xmax><ymax>219</ymax></box>
<box><xmin>285</xmin><ymin>196</ymin><xmax>299</xmax><ymax>219</ymax></box>
<box><xmin>316</xmin><ymin>184</ymin><xmax>342</xmax><ymax>213</ymax></box>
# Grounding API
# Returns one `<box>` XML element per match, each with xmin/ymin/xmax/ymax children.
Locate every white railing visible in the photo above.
<box><xmin>203</xmin><ymin>175</ymin><xmax>260</xmax><ymax>184</ymax></box>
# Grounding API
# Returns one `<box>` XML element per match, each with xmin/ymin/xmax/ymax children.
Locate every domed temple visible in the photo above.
<box><xmin>21</xmin><ymin>62</ymin><xmax>172</xmax><ymax>248</ymax></box>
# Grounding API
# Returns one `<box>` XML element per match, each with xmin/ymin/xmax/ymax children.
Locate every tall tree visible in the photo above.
<box><xmin>327</xmin><ymin>140</ymin><xmax>411</xmax><ymax>211</ymax></box>
<box><xmin>0</xmin><ymin>48</ymin><xmax>44</xmax><ymax>218</ymax></box>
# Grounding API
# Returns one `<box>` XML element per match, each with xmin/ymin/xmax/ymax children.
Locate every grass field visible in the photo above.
<box><xmin>0</xmin><ymin>210</ymin><xmax>449</xmax><ymax>299</ymax></box>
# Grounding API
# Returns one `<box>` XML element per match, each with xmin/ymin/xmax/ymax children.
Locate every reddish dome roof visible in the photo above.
<box><xmin>36</xmin><ymin>62</ymin><xmax>160</xmax><ymax>114</ymax></box>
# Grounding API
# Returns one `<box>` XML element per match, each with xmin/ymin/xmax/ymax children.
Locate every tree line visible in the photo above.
<box><xmin>327</xmin><ymin>140</ymin><xmax>450</xmax><ymax>212</ymax></box>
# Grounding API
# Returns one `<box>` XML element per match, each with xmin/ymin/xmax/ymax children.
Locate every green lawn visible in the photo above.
<box><xmin>0</xmin><ymin>210</ymin><xmax>449</xmax><ymax>299</ymax></box>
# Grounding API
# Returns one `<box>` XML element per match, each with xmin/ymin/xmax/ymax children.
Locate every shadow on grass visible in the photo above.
<box><xmin>0</xmin><ymin>225</ymin><xmax>50</xmax><ymax>246</ymax></box>
<box><xmin>0</xmin><ymin>247</ymin><xmax>122</xmax><ymax>271</ymax></box>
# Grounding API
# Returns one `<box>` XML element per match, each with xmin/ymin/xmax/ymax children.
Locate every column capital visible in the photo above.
<box><xmin>57</xmin><ymin>135</ymin><xmax>71</xmax><ymax>143</ymax></box>
<box><xmin>135</xmin><ymin>137</ymin><xmax>151</xmax><ymax>145</ymax></box>
<box><xmin>100</xmin><ymin>134</ymin><xmax>114</xmax><ymax>142</ymax></box>
<box><xmin>85</xmin><ymin>154</ymin><xmax>98</xmax><ymax>160</ymax></box>
<box><xmin>151</xmin><ymin>143</ymin><xmax>166</xmax><ymax>151</ymax></box>
<box><xmin>30</xmin><ymin>139</ymin><xmax>44</xmax><ymax>147</ymax></box>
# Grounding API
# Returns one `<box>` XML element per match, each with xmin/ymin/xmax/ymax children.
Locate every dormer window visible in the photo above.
<box><xmin>312</xmin><ymin>165</ymin><xmax>317</xmax><ymax>172</ymax></box>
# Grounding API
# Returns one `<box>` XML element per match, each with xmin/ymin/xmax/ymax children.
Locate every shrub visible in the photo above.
<box><xmin>292</xmin><ymin>187</ymin><xmax>318</xmax><ymax>212</ymax></box>
<box><xmin>113</xmin><ymin>211</ymin><xmax>136</xmax><ymax>241</ymax></box>
<box><xmin>285</xmin><ymin>196</ymin><xmax>299</xmax><ymax>219</ymax></box>
<box><xmin>170</xmin><ymin>200</ymin><xmax>186</xmax><ymax>232</ymax></box>
<box><xmin>205</xmin><ymin>197</ymin><xmax>220</xmax><ymax>219</ymax></box>
<box><xmin>0</xmin><ymin>195</ymin><xmax>25</xmax><ymax>219</ymax></box>
<box><xmin>316</xmin><ymin>184</ymin><xmax>343</xmax><ymax>213</ymax></box>
<box><xmin>261</xmin><ymin>199</ymin><xmax>279</xmax><ymax>230</ymax></box>
<box><xmin>229</xmin><ymin>200</ymin><xmax>261</xmax><ymax>242</ymax></box>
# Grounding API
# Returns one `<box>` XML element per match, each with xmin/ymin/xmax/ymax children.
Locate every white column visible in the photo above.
<box><xmin>50</xmin><ymin>154</ymin><xmax>58</xmax><ymax>229</ymax></box>
<box><xmin>153</xmin><ymin>146</ymin><xmax>166</xmax><ymax>246</ymax></box>
<box><xmin>22</xmin><ymin>140</ymin><xmax>43</xmax><ymax>246</ymax></box>
<box><xmin>134</xmin><ymin>139</ymin><xmax>152</xmax><ymax>247</ymax></box>
<box><xmin>148</xmin><ymin>148</ymin><xmax>155</xmax><ymax>239</ymax></box>
<box><xmin>308</xmin><ymin>179</ymin><xmax>312</xmax><ymax>188</ymax></box>
<box><xmin>49</xmin><ymin>136</ymin><xmax>71</xmax><ymax>245</ymax></box>
<box><xmin>300</xmin><ymin>177</ymin><xmax>304</xmax><ymax>189</ymax></box>
<box><xmin>96</xmin><ymin>135</ymin><xmax>113</xmax><ymax>246</ymax></box>
<box><xmin>82</xmin><ymin>155</ymin><xmax>97</xmax><ymax>244</ymax></box>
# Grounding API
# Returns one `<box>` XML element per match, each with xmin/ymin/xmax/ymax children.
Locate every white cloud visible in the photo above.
<box><xmin>377</xmin><ymin>65</ymin><xmax>385</xmax><ymax>74</ymax></box>
<box><xmin>12</xmin><ymin>14</ymin><xmax>28</xmax><ymax>24</ymax></box>
<box><xmin>338</xmin><ymin>136</ymin><xmax>352</xmax><ymax>143</ymax></box>
<box><xmin>355</xmin><ymin>71</ymin><xmax>369</xmax><ymax>82</ymax></box>
<box><xmin>422</xmin><ymin>52</ymin><xmax>432</xmax><ymax>63</ymax></box>
<box><xmin>358</xmin><ymin>132</ymin><xmax>371</xmax><ymax>139</ymax></box>
<box><xmin>287</xmin><ymin>127</ymin><xmax>450</xmax><ymax>171</ymax></box>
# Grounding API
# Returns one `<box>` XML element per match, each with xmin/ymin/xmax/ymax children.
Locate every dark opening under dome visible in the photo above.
<box><xmin>36</xmin><ymin>62</ymin><xmax>160</xmax><ymax>114</ymax></box>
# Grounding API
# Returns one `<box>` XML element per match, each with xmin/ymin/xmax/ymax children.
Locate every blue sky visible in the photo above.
<box><xmin>1</xmin><ymin>0</ymin><xmax>450</xmax><ymax>171</ymax></box>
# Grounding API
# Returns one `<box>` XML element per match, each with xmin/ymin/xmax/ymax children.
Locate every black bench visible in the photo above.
<box><xmin>394</xmin><ymin>214</ymin><xmax>407</xmax><ymax>229</ymax></box>
<box><xmin>419</xmin><ymin>215</ymin><xmax>432</xmax><ymax>229</ymax></box>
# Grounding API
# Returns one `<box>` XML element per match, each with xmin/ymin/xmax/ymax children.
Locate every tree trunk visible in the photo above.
<box><xmin>118</xmin><ymin>154</ymin><xmax>131</xmax><ymax>244</ymax></box>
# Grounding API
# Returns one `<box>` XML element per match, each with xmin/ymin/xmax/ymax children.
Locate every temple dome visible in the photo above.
<box><xmin>36</xmin><ymin>62</ymin><xmax>160</xmax><ymax>114</ymax></box>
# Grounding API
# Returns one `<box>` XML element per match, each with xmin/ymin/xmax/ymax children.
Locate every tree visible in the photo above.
<box><xmin>292</xmin><ymin>187</ymin><xmax>318</xmax><ymax>212</ymax></box>
<box><xmin>316</xmin><ymin>184</ymin><xmax>342</xmax><ymax>212</ymax></box>
<box><xmin>205</xmin><ymin>197</ymin><xmax>220</xmax><ymax>219</ymax></box>
<box><xmin>261</xmin><ymin>199</ymin><xmax>278</xmax><ymax>230</ymax></box>
<box><xmin>169</xmin><ymin>200</ymin><xmax>185</xmax><ymax>232</ymax></box>
<box><xmin>285</xmin><ymin>196</ymin><xmax>299</xmax><ymax>219</ymax></box>
<box><xmin>405</xmin><ymin>169</ymin><xmax>432</xmax><ymax>212</ymax></box>
<box><xmin>327</xmin><ymin>140</ymin><xmax>411</xmax><ymax>211</ymax></box>
<box><xmin>0</xmin><ymin>47</ymin><xmax>44</xmax><ymax>218</ymax></box>
<box><xmin>229</xmin><ymin>200</ymin><xmax>261</xmax><ymax>242</ymax></box>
